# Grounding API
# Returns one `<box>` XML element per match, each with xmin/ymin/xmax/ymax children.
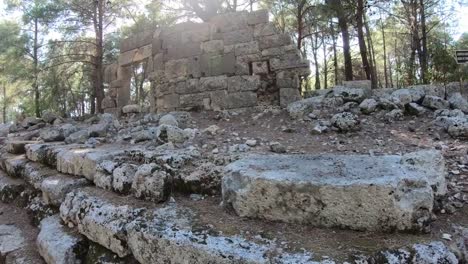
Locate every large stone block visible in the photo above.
<box><xmin>200</xmin><ymin>40</ymin><xmax>224</xmax><ymax>54</ymax></box>
<box><xmin>180</xmin><ymin>23</ymin><xmax>212</xmax><ymax>43</ymax></box>
<box><xmin>234</xmin><ymin>41</ymin><xmax>260</xmax><ymax>56</ymax></box>
<box><xmin>164</xmin><ymin>59</ymin><xmax>188</xmax><ymax>80</ymax></box>
<box><xmin>277</xmin><ymin>71</ymin><xmax>300</xmax><ymax>88</ymax></box>
<box><xmin>226</xmin><ymin>92</ymin><xmax>257</xmax><ymax>109</ymax></box>
<box><xmin>247</xmin><ymin>10</ymin><xmax>269</xmax><ymax>25</ymax></box>
<box><xmin>200</xmin><ymin>76</ymin><xmax>228</xmax><ymax>91</ymax></box>
<box><xmin>153</xmin><ymin>53</ymin><xmax>165</xmax><ymax>71</ymax></box>
<box><xmin>223</xmin><ymin>28</ymin><xmax>253</xmax><ymax>46</ymax></box>
<box><xmin>261</xmin><ymin>44</ymin><xmax>297</xmax><ymax>57</ymax></box>
<box><xmin>167</xmin><ymin>42</ymin><xmax>202</xmax><ymax>60</ymax></box>
<box><xmin>235</xmin><ymin>54</ymin><xmax>261</xmax><ymax>75</ymax></box>
<box><xmin>118</xmin><ymin>49</ymin><xmax>137</xmax><ymax>67</ymax></box>
<box><xmin>280</xmin><ymin>88</ymin><xmax>302</xmax><ymax>107</ymax></box>
<box><xmin>200</xmin><ymin>53</ymin><xmax>236</xmax><ymax>76</ymax></box>
<box><xmin>120</xmin><ymin>31</ymin><xmax>152</xmax><ymax>52</ymax></box>
<box><xmin>210</xmin><ymin>90</ymin><xmax>228</xmax><ymax>110</ymax></box>
<box><xmin>252</xmin><ymin>61</ymin><xmax>269</xmax><ymax>74</ymax></box>
<box><xmin>133</xmin><ymin>45</ymin><xmax>152</xmax><ymax>63</ymax></box>
<box><xmin>180</xmin><ymin>93</ymin><xmax>209</xmax><ymax>109</ymax></box>
<box><xmin>222</xmin><ymin>150</ymin><xmax>447</xmax><ymax>231</ymax></box>
<box><xmin>253</xmin><ymin>23</ymin><xmax>277</xmax><ymax>37</ymax></box>
<box><xmin>258</xmin><ymin>33</ymin><xmax>291</xmax><ymax>49</ymax></box>
<box><xmin>210</xmin><ymin>12</ymin><xmax>249</xmax><ymax>33</ymax></box>
<box><xmin>227</xmin><ymin>75</ymin><xmax>260</xmax><ymax>93</ymax></box>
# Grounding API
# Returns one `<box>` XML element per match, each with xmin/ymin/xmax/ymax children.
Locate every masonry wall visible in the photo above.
<box><xmin>103</xmin><ymin>10</ymin><xmax>310</xmax><ymax>113</ymax></box>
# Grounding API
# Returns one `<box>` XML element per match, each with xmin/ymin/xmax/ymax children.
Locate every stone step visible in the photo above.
<box><xmin>0</xmin><ymin>170</ymin><xmax>28</xmax><ymax>205</ymax></box>
<box><xmin>222</xmin><ymin>150</ymin><xmax>447</xmax><ymax>232</ymax></box>
<box><xmin>59</xmin><ymin>187</ymin><xmax>317</xmax><ymax>263</ymax></box>
<box><xmin>6</xmin><ymin>140</ymin><xmax>41</xmax><ymax>154</ymax></box>
<box><xmin>1</xmin><ymin>155</ymin><xmax>89</xmax><ymax>206</ymax></box>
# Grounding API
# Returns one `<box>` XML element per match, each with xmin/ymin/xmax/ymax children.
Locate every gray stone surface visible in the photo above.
<box><xmin>222</xmin><ymin>150</ymin><xmax>446</xmax><ymax>231</ymax></box>
<box><xmin>37</xmin><ymin>215</ymin><xmax>87</xmax><ymax>264</ymax></box>
<box><xmin>331</xmin><ymin>112</ymin><xmax>360</xmax><ymax>132</ymax></box>
<box><xmin>422</xmin><ymin>96</ymin><xmax>450</xmax><ymax>110</ymax></box>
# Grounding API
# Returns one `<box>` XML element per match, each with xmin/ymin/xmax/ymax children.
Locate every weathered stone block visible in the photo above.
<box><xmin>133</xmin><ymin>45</ymin><xmax>152</xmax><ymax>63</ymax></box>
<box><xmin>277</xmin><ymin>71</ymin><xmax>300</xmax><ymax>88</ymax></box>
<box><xmin>235</xmin><ymin>54</ymin><xmax>261</xmax><ymax>75</ymax></box>
<box><xmin>167</xmin><ymin>43</ymin><xmax>202</xmax><ymax>60</ymax></box>
<box><xmin>226</xmin><ymin>92</ymin><xmax>257</xmax><ymax>109</ymax></box>
<box><xmin>118</xmin><ymin>49</ymin><xmax>137</xmax><ymax>67</ymax></box>
<box><xmin>280</xmin><ymin>88</ymin><xmax>302</xmax><ymax>107</ymax></box>
<box><xmin>247</xmin><ymin>10</ymin><xmax>269</xmax><ymax>25</ymax></box>
<box><xmin>252</xmin><ymin>61</ymin><xmax>269</xmax><ymax>74</ymax></box>
<box><xmin>200</xmin><ymin>53</ymin><xmax>236</xmax><ymax>76</ymax></box>
<box><xmin>222</xmin><ymin>150</ymin><xmax>447</xmax><ymax>231</ymax></box>
<box><xmin>261</xmin><ymin>44</ymin><xmax>297</xmax><ymax>57</ymax></box>
<box><xmin>254</xmin><ymin>23</ymin><xmax>277</xmax><ymax>37</ymax></box>
<box><xmin>210</xmin><ymin>90</ymin><xmax>228</xmax><ymax>110</ymax></box>
<box><xmin>161</xmin><ymin>93</ymin><xmax>180</xmax><ymax>110</ymax></box>
<box><xmin>258</xmin><ymin>33</ymin><xmax>291</xmax><ymax>49</ymax></box>
<box><xmin>223</xmin><ymin>28</ymin><xmax>253</xmax><ymax>46</ymax></box>
<box><xmin>228</xmin><ymin>75</ymin><xmax>260</xmax><ymax>93</ymax></box>
<box><xmin>180</xmin><ymin>93</ymin><xmax>209</xmax><ymax>108</ymax></box>
<box><xmin>180</xmin><ymin>23</ymin><xmax>212</xmax><ymax>43</ymax></box>
<box><xmin>210</xmin><ymin>12</ymin><xmax>248</xmax><ymax>32</ymax></box>
<box><xmin>165</xmin><ymin>59</ymin><xmax>188</xmax><ymax>80</ymax></box>
<box><xmin>234</xmin><ymin>41</ymin><xmax>260</xmax><ymax>56</ymax></box>
<box><xmin>200</xmin><ymin>76</ymin><xmax>228</xmax><ymax>91</ymax></box>
<box><xmin>200</xmin><ymin>40</ymin><xmax>224</xmax><ymax>54</ymax></box>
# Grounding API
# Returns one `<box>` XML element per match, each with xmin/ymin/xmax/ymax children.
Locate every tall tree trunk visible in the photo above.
<box><xmin>334</xmin><ymin>1</ymin><xmax>353</xmax><ymax>81</ymax></box>
<box><xmin>311</xmin><ymin>34</ymin><xmax>320</xmax><ymax>90</ymax></box>
<box><xmin>380</xmin><ymin>13</ymin><xmax>389</xmax><ymax>88</ymax></box>
<box><xmin>322</xmin><ymin>33</ymin><xmax>328</xmax><ymax>89</ymax></box>
<box><xmin>419</xmin><ymin>0</ymin><xmax>428</xmax><ymax>83</ymax></box>
<box><xmin>93</xmin><ymin>0</ymin><xmax>105</xmax><ymax>114</ymax></box>
<box><xmin>296</xmin><ymin>0</ymin><xmax>306</xmax><ymax>51</ymax></box>
<box><xmin>33</xmin><ymin>18</ymin><xmax>40</xmax><ymax>117</ymax></box>
<box><xmin>364</xmin><ymin>12</ymin><xmax>378</xmax><ymax>88</ymax></box>
<box><xmin>331</xmin><ymin>20</ymin><xmax>339</xmax><ymax>85</ymax></box>
<box><xmin>356</xmin><ymin>0</ymin><xmax>372</xmax><ymax>82</ymax></box>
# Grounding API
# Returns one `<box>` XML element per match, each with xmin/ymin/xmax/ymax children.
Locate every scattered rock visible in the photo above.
<box><xmin>159</xmin><ymin>114</ymin><xmax>178</xmax><ymax>127</ymax></box>
<box><xmin>385</xmin><ymin>109</ymin><xmax>404</xmax><ymax>122</ymax></box>
<box><xmin>359</xmin><ymin>99</ymin><xmax>378</xmax><ymax>114</ymax></box>
<box><xmin>331</xmin><ymin>112</ymin><xmax>360</xmax><ymax>132</ymax></box>
<box><xmin>269</xmin><ymin>142</ymin><xmax>286</xmax><ymax>153</ymax></box>
<box><xmin>422</xmin><ymin>96</ymin><xmax>450</xmax><ymax>110</ymax></box>
<box><xmin>122</xmin><ymin>104</ymin><xmax>141</xmax><ymax>114</ymax></box>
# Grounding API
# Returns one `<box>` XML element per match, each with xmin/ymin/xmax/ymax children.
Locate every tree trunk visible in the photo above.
<box><xmin>380</xmin><ymin>13</ymin><xmax>389</xmax><ymax>88</ymax></box>
<box><xmin>33</xmin><ymin>18</ymin><xmax>40</xmax><ymax>117</ymax></box>
<box><xmin>322</xmin><ymin>33</ymin><xmax>328</xmax><ymax>89</ymax></box>
<box><xmin>93</xmin><ymin>0</ymin><xmax>105</xmax><ymax>114</ymax></box>
<box><xmin>356</xmin><ymin>0</ymin><xmax>372</xmax><ymax>82</ymax></box>
<box><xmin>364</xmin><ymin>11</ymin><xmax>378</xmax><ymax>88</ymax></box>
<box><xmin>419</xmin><ymin>0</ymin><xmax>428</xmax><ymax>83</ymax></box>
<box><xmin>331</xmin><ymin>20</ymin><xmax>339</xmax><ymax>85</ymax></box>
<box><xmin>2</xmin><ymin>82</ymin><xmax>6</xmax><ymax>124</ymax></box>
<box><xmin>333</xmin><ymin>0</ymin><xmax>353</xmax><ymax>81</ymax></box>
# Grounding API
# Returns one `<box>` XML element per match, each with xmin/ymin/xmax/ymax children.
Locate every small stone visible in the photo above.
<box><xmin>245</xmin><ymin>140</ymin><xmax>257</xmax><ymax>147</ymax></box>
<box><xmin>442</xmin><ymin>233</ymin><xmax>452</xmax><ymax>241</ymax></box>
<box><xmin>270</xmin><ymin>142</ymin><xmax>286</xmax><ymax>153</ymax></box>
<box><xmin>159</xmin><ymin>114</ymin><xmax>179</xmax><ymax>127</ymax></box>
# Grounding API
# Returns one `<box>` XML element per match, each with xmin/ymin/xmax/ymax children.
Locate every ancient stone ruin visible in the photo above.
<box><xmin>103</xmin><ymin>10</ymin><xmax>309</xmax><ymax>114</ymax></box>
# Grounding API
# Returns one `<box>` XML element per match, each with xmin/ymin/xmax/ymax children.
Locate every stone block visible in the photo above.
<box><xmin>165</xmin><ymin>59</ymin><xmax>188</xmax><ymax>80</ymax></box>
<box><xmin>200</xmin><ymin>76</ymin><xmax>228</xmax><ymax>91</ymax></box>
<box><xmin>258</xmin><ymin>33</ymin><xmax>292</xmax><ymax>49</ymax></box>
<box><xmin>180</xmin><ymin>23</ymin><xmax>212</xmax><ymax>43</ymax></box>
<box><xmin>270</xmin><ymin>57</ymin><xmax>309</xmax><ymax>71</ymax></box>
<box><xmin>228</xmin><ymin>75</ymin><xmax>260</xmax><ymax>93</ymax></box>
<box><xmin>180</xmin><ymin>93</ymin><xmax>209</xmax><ymax>108</ymax></box>
<box><xmin>210</xmin><ymin>90</ymin><xmax>228</xmax><ymax>110</ymax></box>
<box><xmin>152</xmin><ymin>37</ymin><xmax>163</xmax><ymax>55</ymax></box>
<box><xmin>226</xmin><ymin>92</ymin><xmax>257</xmax><ymax>109</ymax></box>
<box><xmin>118</xmin><ymin>49</ymin><xmax>137</xmax><ymax>67</ymax></box>
<box><xmin>247</xmin><ymin>10</ymin><xmax>269</xmax><ymax>25</ymax></box>
<box><xmin>343</xmin><ymin>80</ymin><xmax>372</xmax><ymax>90</ymax></box>
<box><xmin>254</xmin><ymin>23</ymin><xmax>277</xmax><ymax>37</ymax></box>
<box><xmin>280</xmin><ymin>88</ymin><xmax>302</xmax><ymax>107</ymax></box>
<box><xmin>120</xmin><ymin>31</ymin><xmax>151</xmax><ymax>53</ymax></box>
<box><xmin>167</xmin><ymin>42</ymin><xmax>202</xmax><ymax>60</ymax></box>
<box><xmin>133</xmin><ymin>45</ymin><xmax>152</xmax><ymax>63</ymax></box>
<box><xmin>104</xmin><ymin>64</ymin><xmax>118</xmax><ymax>83</ymax></box>
<box><xmin>276</xmin><ymin>71</ymin><xmax>300</xmax><ymax>88</ymax></box>
<box><xmin>222</xmin><ymin>150</ymin><xmax>447</xmax><ymax>231</ymax></box>
<box><xmin>200</xmin><ymin>53</ymin><xmax>235</xmax><ymax>76</ymax></box>
<box><xmin>235</xmin><ymin>54</ymin><xmax>261</xmax><ymax>75</ymax></box>
<box><xmin>223</xmin><ymin>28</ymin><xmax>253</xmax><ymax>45</ymax></box>
<box><xmin>186</xmin><ymin>56</ymin><xmax>202</xmax><ymax>78</ymax></box>
<box><xmin>210</xmin><ymin>12</ymin><xmax>249</xmax><ymax>33</ymax></box>
<box><xmin>176</xmin><ymin>79</ymin><xmax>201</xmax><ymax>94</ymax></box>
<box><xmin>252</xmin><ymin>61</ymin><xmax>269</xmax><ymax>74</ymax></box>
<box><xmin>153</xmin><ymin>53</ymin><xmax>165</xmax><ymax>71</ymax></box>
<box><xmin>117</xmin><ymin>66</ymin><xmax>132</xmax><ymax>81</ymax></box>
<box><xmin>101</xmin><ymin>96</ymin><xmax>116</xmax><ymax>109</ymax></box>
<box><xmin>261</xmin><ymin>44</ymin><xmax>297</xmax><ymax>57</ymax></box>
<box><xmin>201</xmin><ymin>40</ymin><xmax>224</xmax><ymax>54</ymax></box>
<box><xmin>234</xmin><ymin>41</ymin><xmax>260</xmax><ymax>56</ymax></box>
<box><xmin>117</xmin><ymin>81</ymin><xmax>131</xmax><ymax>107</ymax></box>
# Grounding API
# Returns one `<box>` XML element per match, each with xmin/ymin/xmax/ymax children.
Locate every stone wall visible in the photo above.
<box><xmin>103</xmin><ymin>10</ymin><xmax>310</xmax><ymax>113</ymax></box>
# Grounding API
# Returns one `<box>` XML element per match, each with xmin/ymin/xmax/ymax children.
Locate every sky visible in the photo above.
<box><xmin>0</xmin><ymin>0</ymin><xmax>467</xmax><ymax>40</ymax></box>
